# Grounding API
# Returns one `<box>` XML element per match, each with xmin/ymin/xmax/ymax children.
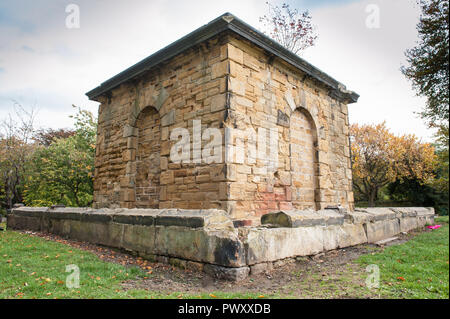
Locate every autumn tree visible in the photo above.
<box><xmin>350</xmin><ymin>122</ymin><xmax>436</xmax><ymax>206</ymax></box>
<box><xmin>0</xmin><ymin>103</ymin><xmax>37</xmax><ymax>211</ymax></box>
<box><xmin>401</xmin><ymin>0</ymin><xmax>449</xmax><ymax>130</ymax></box>
<box><xmin>23</xmin><ymin>106</ymin><xmax>96</xmax><ymax>207</ymax></box>
<box><xmin>259</xmin><ymin>2</ymin><xmax>317</xmax><ymax>54</ymax></box>
<box><xmin>33</xmin><ymin>128</ymin><xmax>75</xmax><ymax>147</ymax></box>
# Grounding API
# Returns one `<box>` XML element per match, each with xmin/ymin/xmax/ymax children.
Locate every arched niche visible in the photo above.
<box><xmin>289</xmin><ymin>106</ymin><xmax>320</xmax><ymax>210</ymax></box>
<box><xmin>124</xmin><ymin>105</ymin><xmax>161</xmax><ymax>208</ymax></box>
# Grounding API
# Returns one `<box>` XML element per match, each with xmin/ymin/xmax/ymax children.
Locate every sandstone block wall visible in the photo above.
<box><xmin>93</xmin><ymin>35</ymin><xmax>230</xmax><ymax>211</ymax></box>
<box><xmin>224</xmin><ymin>34</ymin><xmax>354</xmax><ymax>221</ymax></box>
<box><xmin>92</xmin><ymin>31</ymin><xmax>354</xmax><ymax>223</ymax></box>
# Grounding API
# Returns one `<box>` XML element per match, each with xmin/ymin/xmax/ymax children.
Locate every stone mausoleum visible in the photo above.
<box><xmin>87</xmin><ymin>13</ymin><xmax>359</xmax><ymax>225</ymax></box>
<box><xmin>8</xmin><ymin>13</ymin><xmax>435</xmax><ymax>280</ymax></box>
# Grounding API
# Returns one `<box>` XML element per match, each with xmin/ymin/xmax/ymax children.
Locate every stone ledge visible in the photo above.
<box><xmin>261</xmin><ymin>209</ymin><xmax>345</xmax><ymax>227</ymax></box>
<box><xmin>355</xmin><ymin>207</ymin><xmax>398</xmax><ymax>221</ymax></box>
<box><xmin>261</xmin><ymin>210</ymin><xmax>325</xmax><ymax>227</ymax></box>
<box><xmin>7</xmin><ymin>206</ymin><xmax>435</xmax><ymax>281</ymax></box>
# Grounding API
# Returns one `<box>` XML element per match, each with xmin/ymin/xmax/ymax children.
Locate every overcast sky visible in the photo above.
<box><xmin>0</xmin><ymin>0</ymin><xmax>436</xmax><ymax>141</ymax></box>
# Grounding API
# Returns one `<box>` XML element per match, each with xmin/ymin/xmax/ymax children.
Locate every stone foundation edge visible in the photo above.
<box><xmin>6</xmin><ymin>206</ymin><xmax>435</xmax><ymax>281</ymax></box>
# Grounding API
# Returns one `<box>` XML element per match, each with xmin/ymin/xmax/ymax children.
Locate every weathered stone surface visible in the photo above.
<box><xmin>153</xmin><ymin>227</ymin><xmax>245</xmax><ymax>267</ymax></box>
<box><xmin>113</xmin><ymin>209</ymin><xmax>160</xmax><ymax>226</ymax></box>
<box><xmin>11</xmin><ymin>206</ymin><xmax>48</xmax><ymax>217</ymax></box>
<box><xmin>250</xmin><ymin>262</ymin><xmax>273</xmax><ymax>275</ymax></box>
<box><xmin>261</xmin><ymin>210</ymin><xmax>325</xmax><ymax>227</ymax></box>
<box><xmin>322</xmin><ymin>223</ymin><xmax>367</xmax><ymax>250</ymax></box>
<box><xmin>356</xmin><ymin>207</ymin><xmax>398</xmax><ymax>221</ymax></box>
<box><xmin>415</xmin><ymin>207</ymin><xmax>435</xmax><ymax>216</ymax></box>
<box><xmin>390</xmin><ymin>207</ymin><xmax>418</xmax><ymax>218</ymax></box>
<box><xmin>415</xmin><ymin>207</ymin><xmax>435</xmax><ymax>226</ymax></box>
<box><xmin>121</xmin><ymin>224</ymin><xmax>156</xmax><ymax>253</ymax></box>
<box><xmin>339</xmin><ymin>223</ymin><xmax>368</xmax><ymax>247</ymax></box>
<box><xmin>203</xmin><ymin>264</ymin><xmax>250</xmax><ymax>281</ymax></box>
<box><xmin>317</xmin><ymin>209</ymin><xmax>344</xmax><ymax>225</ymax></box>
<box><xmin>80</xmin><ymin>210</ymin><xmax>113</xmax><ymax>223</ymax></box>
<box><xmin>6</xmin><ymin>215</ymin><xmax>40</xmax><ymax>231</ymax></box>
<box><xmin>48</xmin><ymin>207</ymin><xmax>90</xmax><ymax>220</ymax></box>
<box><xmin>344</xmin><ymin>210</ymin><xmax>373</xmax><ymax>224</ymax></box>
<box><xmin>243</xmin><ymin>226</ymin><xmax>324</xmax><ymax>264</ymax></box>
<box><xmin>155</xmin><ymin>209</ymin><xmax>234</xmax><ymax>230</ymax></box>
<box><xmin>399</xmin><ymin>217</ymin><xmax>418</xmax><ymax>232</ymax></box>
<box><xmin>365</xmin><ymin>219</ymin><xmax>400</xmax><ymax>243</ymax></box>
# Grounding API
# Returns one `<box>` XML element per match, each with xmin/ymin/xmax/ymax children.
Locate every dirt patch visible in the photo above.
<box><xmin>14</xmin><ymin>226</ymin><xmax>429</xmax><ymax>298</ymax></box>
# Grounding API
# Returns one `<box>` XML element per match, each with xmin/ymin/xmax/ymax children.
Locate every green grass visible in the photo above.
<box><xmin>1</xmin><ymin>217</ymin><xmax>448</xmax><ymax>299</ymax></box>
<box><xmin>357</xmin><ymin>216</ymin><xmax>449</xmax><ymax>299</ymax></box>
<box><xmin>0</xmin><ymin>228</ymin><xmax>268</xmax><ymax>299</ymax></box>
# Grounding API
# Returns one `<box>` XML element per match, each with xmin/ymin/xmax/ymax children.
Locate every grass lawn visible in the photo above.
<box><xmin>0</xmin><ymin>216</ymin><xmax>448</xmax><ymax>299</ymax></box>
<box><xmin>0</xmin><ymin>225</ymin><xmax>267</xmax><ymax>299</ymax></box>
<box><xmin>357</xmin><ymin>216</ymin><xmax>449</xmax><ymax>299</ymax></box>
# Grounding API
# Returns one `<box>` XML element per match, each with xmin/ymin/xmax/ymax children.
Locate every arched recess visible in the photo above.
<box><xmin>126</xmin><ymin>105</ymin><xmax>161</xmax><ymax>208</ymax></box>
<box><xmin>289</xmin><ymin>107</ymin><xmax>320</xmax><ymax>210</ymax></box>
<box><xmin>135</xmin><ymin>106</ymin><xmax>161</xmax><ymax>208</ymax></box>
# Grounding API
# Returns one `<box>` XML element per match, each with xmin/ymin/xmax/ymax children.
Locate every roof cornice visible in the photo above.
<box><xmin>86</xmin><ymin>13</ymin><xmax>359</xmax><ymax>104</ymax></box>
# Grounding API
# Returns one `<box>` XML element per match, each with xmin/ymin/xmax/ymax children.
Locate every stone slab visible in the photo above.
<box><xmin>356</xmin><ymin>207</ymin><xmax>398</xmax><ymax>221</ymax></box>
<box><xmin>365</xmin><ymin>219</ymin><xmax>400</xmax><ymax>243</ymax></box>
<box><xmin>243</xmin><ymin>226</ymin><xmax>324</xmax><ymax>264</ymax></box>
<box><xmin>317</xmin><ymin>209</ymin><xmax>344</xmax><ymax>225</ymax></box>
<box><xmin>261</xmin><ymin>210</ymin><xmax>325</xmax><ymax>227</ymax></box>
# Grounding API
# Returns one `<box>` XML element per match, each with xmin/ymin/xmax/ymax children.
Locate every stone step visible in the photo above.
<box><xmin>261</xmin><ymin>209</ymin><xmax>344</xmax><ymax>227</ymax></box>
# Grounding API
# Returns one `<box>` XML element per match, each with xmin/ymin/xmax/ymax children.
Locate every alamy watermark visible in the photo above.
<box><xmin>65</xmin><ymin>264</ymin><xmax>80</xmax><ymax>289</ymax></box>
<box><xmin>365</xmin><ymin>4</ymin><xmax>381</xmax><ymax>29</ymax></box>
<box><xmin>365</xmin><ymin>264</ymin><xmax>380</xmax><ymax>289</ymax></box>
<box><xmin>169</xmin><ymin>120</ymin><xmax>279</xmax><ymax>171</ymax></box>
<box><xmin>65</xmin><ymin>4</ymin><xmax>80</xmax><ymax>29</ymax></box>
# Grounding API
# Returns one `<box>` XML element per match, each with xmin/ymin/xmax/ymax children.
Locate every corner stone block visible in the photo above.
<box><xmin>323</xmin><ymin>223</ymin><xmax>367</xmax><ymax>250</ymax></box>
<box><xmin>261</xmin><ymin>210</ymin><xmax>325</xmax><ymax>227</ymax></box>
<box><xmin>244</xmin><ymin>227</ymin><xmax>324</xmax><ymax>264</ymax></box>
<box><xmin>356</xmin><ymin>207</ymin><xmax>398</xmax><ymax>221</ymax></box>
<box><xmin>364</xmin><ymin>219</ymin><xmax>400</xmax><ymax>243</ymax></box>
<box><xmin>204</xmin><ymin>264</ymin><xmax>250</xmax><ymax>281</ymax></box>
<box><xmin>399</xmin><ymin>217</ymin><xmax>418</xmax><ymax>233</ymax></box>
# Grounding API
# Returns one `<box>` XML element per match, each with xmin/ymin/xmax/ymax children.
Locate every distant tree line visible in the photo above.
<box><xmin>0</xmin><ymin>105</ymin><xmax>95</xmax><ymax>214</ymax></box>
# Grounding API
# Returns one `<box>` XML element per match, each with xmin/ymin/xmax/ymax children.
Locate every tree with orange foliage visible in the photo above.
<box><xmin>350</xmin><ymin>122</ymin><xmax>437</xmax><ymax>206</ymax></box>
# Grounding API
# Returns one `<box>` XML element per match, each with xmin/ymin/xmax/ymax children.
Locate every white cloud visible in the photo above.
<box><xmin>0</xmin><ymin>0</ymin><xmax>436</xmax><ymax>140</ymax></box>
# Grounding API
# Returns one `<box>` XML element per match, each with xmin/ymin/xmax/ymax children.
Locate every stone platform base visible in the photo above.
<box><xmin>7</xmin><ymin>206</ymin><xmax>435</xmax><ymax>281</ymax></box>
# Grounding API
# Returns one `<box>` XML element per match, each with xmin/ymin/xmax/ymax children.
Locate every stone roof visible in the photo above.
<box><xmin>86</xmin><ymin>12</ymin><xmax>359</xmax><ymax>103</ymax></box>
